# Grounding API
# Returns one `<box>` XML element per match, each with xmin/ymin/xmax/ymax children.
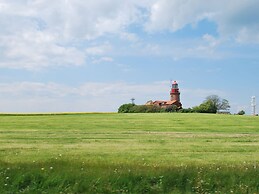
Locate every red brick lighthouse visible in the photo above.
<box><xmin>170</xmin><ymin>81</ymin><xmax>182</xmax><ymax>108</ymax></box>
<box><xmin>170</xmin><ymin>81</ymin><xmax>180</xmax><ymax>101</ymax></box>
<box><xmin>145</xmin><ymin>80</ymin><xmax>182</xmax><ymax>109</ymax></box>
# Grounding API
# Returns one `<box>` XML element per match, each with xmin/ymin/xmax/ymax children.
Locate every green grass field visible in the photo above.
<box><xmin>0</xmin><ymin>113</ymin><xmax>258</xmax><ymax>193</ymax></box>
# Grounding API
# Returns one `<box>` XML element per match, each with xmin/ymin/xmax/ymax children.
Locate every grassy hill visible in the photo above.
<box><xmin>0</xmin><ymin>113</ymin><xmax>258</xmax><ymax>193</ymax></box>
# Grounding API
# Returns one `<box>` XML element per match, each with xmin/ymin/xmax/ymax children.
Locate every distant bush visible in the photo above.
<box><xmin>237</xmin><ymin>110</ymin><xmax>245</xmax><ymax>115</ymax></box>
<box><xmin>130</xmin><ymin>105</ymin><xmax>148</xmax><ymax>113</ymax></box>
<box><xmin>164</xmin><ymin>105</ymin><xmax>178</xmax><ymax>112</ymax></box>
<box><xmin>118</xmin><ymin>104</ymin><xmax>177</xmax><ymax>113</ymax></box>
<box><xmin>145</xmin><ymin>105</ymin><xmax>163</xmax><ymax>113</ymax></box>
<box><xmin>178</xmin><ymin>108</ymin><xmax>194</xmax><ymax>113</ymax></box>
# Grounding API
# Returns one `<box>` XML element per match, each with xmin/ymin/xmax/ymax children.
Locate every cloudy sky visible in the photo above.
<box><xmin>0</xmin><ymin>0</ymin><xmax>259</xmax><ymax>113</ymax></box>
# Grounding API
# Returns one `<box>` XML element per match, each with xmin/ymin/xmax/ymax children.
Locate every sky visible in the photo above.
<box><xmin>0</xmin><ymin>0</ymin><xmax>259</xmax><ymax>114</ymax></box>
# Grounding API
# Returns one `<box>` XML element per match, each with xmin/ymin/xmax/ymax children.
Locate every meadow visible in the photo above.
<box><xmin>0</xmin><ymin>113</ymin><xmax>258</xmax><ymax>193</ymax></box>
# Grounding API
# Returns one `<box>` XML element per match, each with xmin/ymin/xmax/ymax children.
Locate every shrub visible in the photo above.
<box><xmin>118</xmin><ymin>104</ymin><xmax>177</xmax><ymax>113</ymax></box>
<box><xmin>118</xmin><ymin>104</ymin><xmax>135</xmax><ymax>113</ymax></box>
<box><xmin>179</xmin><ymin>108</ymin><xmax>194</xmax><ymax>113</ymax></box>
<box><xmin>164</xmin><ymin>105</ymin><xmax>177</xmax><ymax>112</ymax></box>
<box><xmin>237</xmin><ymin>110</ymin><xmax>245</xmax><ymax>115</ymax></box>
<box><xmin>118</xmin><ymin>104</ymin><xmax>153</xmax><ymax>113</ymax></box>
<box><xmin>131</xmin><ymin>105</ymin><xmax>148</xmax><ymax>113</ymax></box>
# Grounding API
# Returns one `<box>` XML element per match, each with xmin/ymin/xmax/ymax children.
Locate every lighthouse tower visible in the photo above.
<box><xmin>170</xmin><ymin>81</ymin><xmax>180</xmax><ymax>101</ymax></box>
<box><xmin>170</xmin><ymin>81</ymin><xmax>182</xmax><ymax>108</ymax></box>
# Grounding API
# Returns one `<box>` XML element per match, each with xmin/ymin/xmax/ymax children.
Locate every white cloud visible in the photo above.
<box><xmin>235</xmin><ymin>27</ymin><xmax>259</xmax><ymax>44</ymax></box>
<box><xmin>0</xmin><ymin>0</ymin><xmax>141</xmax><ymax>39</ymax></box>
<box><xmin>146</xmin><ymin>0</ymin><xmax>217</xmax><ymax>32</ymax></box>
<box><xmin>0</xmin><ymin>0</ymin><xmax>258</xmax><ymax>70</ymax></box>
<box><xmin>202</xmin><ymin>34</ymin><xmax>219</xmax><ymax>48</ymax></box>
<box><xmin>0</xmin><ymin>82</ymin><xmax>73</xmax><ymax>98</ymax></box>
<box><xmin>0</xmin><ymin>30</ymin><xmax>86</xmax><ymax>70</ymax></box>
<box><xmin>92</xmin><ymin>57</ymin><xmax>114</xmax><ymax>64</ymax></box>
<box><xmin>119</xmin><ymin>32</ymin><xmax>139</xmax><ymax>42</ymax></box>
<box><xmin>146</xmin><ymin>0</ymin><xmax>259</xmax><ymax>44</ymax></box>
<box><xmin>185</xmin><ymin>34</ymin><xmax>222</xmax><ymax>58</ymax></box>
<box><xmin>0</xmin><ymin>1</ymin><xmax>144</xmax><ymax>70</ymax></box>
<box><xmin>85</xmin><ymin>43</ymin><xmax>113</xmax><ymax>56</ymax></box>
<box><xmin>215</xmin><ymin>1</ymin><xmax>259</xmax><ymax>43</ymax></box>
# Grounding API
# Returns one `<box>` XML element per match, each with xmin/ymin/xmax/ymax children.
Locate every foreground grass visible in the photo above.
<box><xmin>0</xmin><ymin>113</ymin><xmax>258</xmax><ymax>193</ymax></box>
<box><xmin>1</xmin><ymin>160</ymin><xmax>258</xmax><ymax>193</ymax></box>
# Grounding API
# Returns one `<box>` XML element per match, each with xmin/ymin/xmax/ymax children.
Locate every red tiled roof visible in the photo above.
<box><xmin>153</xmin><ymin>100</ymin><xmax>177</xmax><ymax>105</ymax></box>
<box><xmin>165</xmin><ymin>100</ymin><xmax>177</xmax><ymax>105</ymax></box>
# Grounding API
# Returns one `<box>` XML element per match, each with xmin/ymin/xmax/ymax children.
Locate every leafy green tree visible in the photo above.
<box><xmin>192</xmin><ymin>95</ymin><xmax>230</xmax><ymax>114</ymax></box>
<box><xmin>118</xmin><ymin>103</ymin><xmax>135</xmax><ymax>113</ymax></box>
<box><xmin>205</xmin><ymin>95</ymin><xmax>230</xmax><ymax>111</ymax></box>
<box><xmin>200</xmin><ymin>100</ymin><xmax>217</xmax><ymax>113</ymax></box>
<box><xmin>193</xmin><ymin>100</ymin><xmax>217</xmax><ymax>113</ymax></box>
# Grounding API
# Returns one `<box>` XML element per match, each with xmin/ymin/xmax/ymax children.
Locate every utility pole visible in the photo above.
<box><xmin>251</xmin><ymin>96</ymin><xmax>256</xmax><ymax>116</ymax></box>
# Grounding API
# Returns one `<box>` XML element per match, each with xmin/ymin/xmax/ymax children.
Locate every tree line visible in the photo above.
<box><xmin>118</xmin><ymin>103</ymin><xmax>178</xmax><ymax>113</ymax></box>
<box><xmin>118</xmin><ymin>95</ymin><xmax>233</xmax><ymax>114</ymax></box>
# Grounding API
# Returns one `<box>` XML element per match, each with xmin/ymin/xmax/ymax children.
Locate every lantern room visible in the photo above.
<box><xmin>171</xmin><ymin>81</ymin><xmax>179</xmax><ymax>93</ymax></box>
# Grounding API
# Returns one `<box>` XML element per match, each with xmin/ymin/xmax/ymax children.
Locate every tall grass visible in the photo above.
<box><xmin>1</xmin><ymin>160</ymin><xmax>258</xmax><ymax>193</ymax></box>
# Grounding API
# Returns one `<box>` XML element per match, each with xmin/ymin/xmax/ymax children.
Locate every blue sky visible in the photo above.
<box><xmin>0</xmin><ymin>0</ymin><xmax>258</xmax><ymax>114</ymax></box>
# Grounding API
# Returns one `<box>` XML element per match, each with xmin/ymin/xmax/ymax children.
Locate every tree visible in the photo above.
<box><xmin>205</xmin><ymin>95</ymin><xmax>230</xmax><ymax>112</ymax></box>
<box><xmin>192</xmin><ymin>95</ymin><xmax>230</xmax><ymax>114</ymax></box>
<box><xmin>237</xmin><ymin>110</ymin><xmax>245</xmax><ymax>115</ymax></box>
<box><xmin>118</xmin><ymin>103</ymin><xmax>135</xmax><ymax>113</ymax></box>
<box><xmin>193</xmin><ymin>100</ymin><xmax>217</xmax><ymax>113</ymax></box>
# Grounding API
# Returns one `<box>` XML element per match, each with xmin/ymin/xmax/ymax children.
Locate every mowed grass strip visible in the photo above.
<box><xmin>0</xmin><ymin>113</ymin><xmax>258</xmax><ymax>193</ymax></box>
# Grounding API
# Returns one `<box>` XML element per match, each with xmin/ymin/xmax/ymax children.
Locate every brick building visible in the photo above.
<box><xmin>146</xmin><ymin>81</ymin><xmax>182</xmax><ymax>109</ymax></box>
